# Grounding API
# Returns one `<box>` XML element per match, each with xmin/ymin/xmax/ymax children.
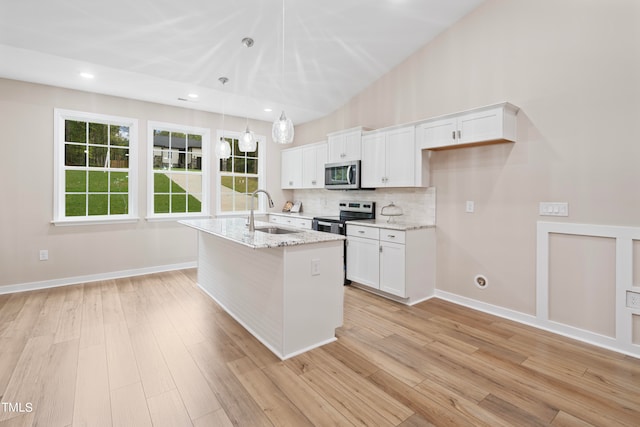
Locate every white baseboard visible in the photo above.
<box><xmin>434</xmin><ymin>290</ymin><xmax>640</xmax><ymax>359</ymax></box>
<box><xmin>0</xmin><ymin>261</ymin><xmax>197</xmax><ymax>295</ymax></box>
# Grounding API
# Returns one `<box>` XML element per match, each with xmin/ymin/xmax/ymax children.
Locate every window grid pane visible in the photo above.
<box><xmin>151</xmin><ymin>127</ymin><xmax>205</xmax><ymax>215</ymax></box>
<box><xmin>62</xmin><ymin>116</ymin><xmax>132</xmax><ymax>219</ymax></box>
<box><xmin>219</xmin><ymin>137</ymin><xmax>261</xmax><ymax>213</ymax></box>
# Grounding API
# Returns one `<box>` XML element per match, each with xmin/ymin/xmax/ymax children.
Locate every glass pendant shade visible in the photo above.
<box><xmin>272</xmin><ymin>110</ymin><xmax>294</xmax><ymax>144</ymax></box>
<box><xmin>216</xmin><ymin>137</ymin><xmax>231</xmax><ymax>159</ymax></box>
<box><xmin>239</xmin><ymin>125</ymin><xmax>257</xmax><ymax>152</ymax></box>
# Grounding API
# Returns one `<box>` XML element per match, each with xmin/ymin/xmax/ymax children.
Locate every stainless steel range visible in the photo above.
<box><xmin>312</xmin><ymin>200</ymin><xmax>376</xmax><ymax>235</ymax></box>
<box><xmin>312</xmin><ymin>201</ymin><xmax>375</xmax><ymax>284</ymax></box>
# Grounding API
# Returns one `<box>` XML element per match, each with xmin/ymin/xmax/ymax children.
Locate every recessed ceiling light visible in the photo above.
<box><xmin>264</xmin><ymin>108</ymin><xmax>273</xmax><ymax>112</ymax></box>
<box><xmin>80</xmin><ymin>72</ymin><xmax>94</xmax><ymax>79</ymax></box>
<box><xmin>241</xmin><ymin>37</ymin><xmax>254</xmax><ymax>48</ymax></box>
<box><xmin>188</xmin><ymin>93</ymin><xmax>199</xmax><ymax>99</ymax></box>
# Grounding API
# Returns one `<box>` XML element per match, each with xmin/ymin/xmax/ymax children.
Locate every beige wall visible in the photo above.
<box><xmin>0</xmin><ymin>79</ymin><xmax>288</xmax><ymax>288</ymax></box>
<box><xmin>297</xmin><ymin>0</ymin><xmax>640</xmax><ymax>316</ymax></box>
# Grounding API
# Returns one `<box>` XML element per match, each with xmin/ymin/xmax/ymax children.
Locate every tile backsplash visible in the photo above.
<box><xmin>292</xmin><ymin>187</ymin><xmax>436</xmax><ymax>224</ymax></box>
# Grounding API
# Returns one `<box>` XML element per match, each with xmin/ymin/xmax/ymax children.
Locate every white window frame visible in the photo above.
<box><xmin>216</xmin><ymin>130</ymin><xmax>266</xmax><ymax>216</ymax></box>
<box><xmin>53</xmin><ymin>109</ymin><xmax>138</xmax><ymax>225</ymax></box>
<box><xmin>147</xmin><ymin>121</ymin><xmax>210</xmax><ymax>220</ymax></box>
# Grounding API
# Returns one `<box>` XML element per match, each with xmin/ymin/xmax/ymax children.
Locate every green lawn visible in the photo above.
<box><xmin>64</xmin><ymin>170</ymin><xmax>201</xmax><ymax>216</ymax></box>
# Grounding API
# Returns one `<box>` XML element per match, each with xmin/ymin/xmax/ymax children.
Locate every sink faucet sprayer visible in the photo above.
<box><xmin>248</xmin><ymin>189</ymin><xmax>274</xmax><ymax>232</ymax></box>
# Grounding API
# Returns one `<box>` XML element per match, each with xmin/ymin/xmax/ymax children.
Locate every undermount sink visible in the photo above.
<box><xmin>254</xmin><ymin>226</ymin><xmax>301</xmax><ymax>235</ymax></box>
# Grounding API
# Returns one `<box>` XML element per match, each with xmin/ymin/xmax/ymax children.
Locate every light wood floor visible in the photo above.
<box><xmin>0</xmin><ymin>270</ymin><xmax>639</xmax><ymax>426</ymax></box>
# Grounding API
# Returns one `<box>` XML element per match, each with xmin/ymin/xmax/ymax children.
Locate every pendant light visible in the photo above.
<box><xmin>215</xmin><ymin>77</ymin><xmax>232</xmax><ymax>159</ymax></box>
<box><xmin>239</xmin><ymin>118</ymin><xmax>257</xmax><ymax>152</ymax></box>
<box><xmin>272</xmin><ymin>0</ymin><xmax>294</xmax><ymax>144</ymax></box>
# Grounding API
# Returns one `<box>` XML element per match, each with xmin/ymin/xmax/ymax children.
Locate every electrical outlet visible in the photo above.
<box><xmin>311</xmin><ymin>259</ymin><xmax>320</xmax><ymax>276</ymax></box>
<box><xmin>627</xmin><ymin>291</ymin><xmax>640</xmax><ymax>309</ymax></box>
<box><xmin>39</xmin><ymin>249</ymin><xmax>48</xmax><ymax>261</ymax></box>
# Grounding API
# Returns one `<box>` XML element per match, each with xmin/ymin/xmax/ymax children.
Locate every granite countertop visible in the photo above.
<box><xmin>345</xmin><ymin>219</ymin><xmax>436</xmax><ymax>231</ymax></box>
<box><xmin>179</xmin><ymin>218</ymin><xmax>345</xmax><ymax>249</ymax></box>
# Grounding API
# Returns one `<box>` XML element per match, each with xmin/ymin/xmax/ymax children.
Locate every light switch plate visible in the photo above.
<box><xmin>465</xmin><ymin>201</ymin><xmax>475</xmax><ymax>213</ymax></box>
<box><xmin>539</xmin><ymin>202</ymin><xmax>568</xmax><ymax>217</ymax></box>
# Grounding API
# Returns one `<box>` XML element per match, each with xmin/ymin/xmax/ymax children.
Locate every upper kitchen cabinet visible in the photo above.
<box><xmin>361</xmin><ymin>126</ymin><xmax>417</xmax><ymax>188</ymax></box>
<box><xmin>281</xmin><ymin>147</ymin><xmax>302</xmax><ymax>189</ymax></box>
<box><xmin>417</xmin><ymin>102</ymin><xmax>519</xmax><ymax>150</ymax></box>
<box><xmin>301</xmin><ymin>142</ymin><xmax>327</xmax><ymax>189</ymax></box>
<box><xmin>327</xmin><ymin>127</ymin><xmax>365</xmax><ymax>162</ymax></box>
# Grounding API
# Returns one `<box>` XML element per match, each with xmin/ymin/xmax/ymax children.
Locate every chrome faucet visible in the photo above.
<box><xmin>248</xmin><ymin>189</ymin><xmax>274</xmax><ymax>232</ymax></box>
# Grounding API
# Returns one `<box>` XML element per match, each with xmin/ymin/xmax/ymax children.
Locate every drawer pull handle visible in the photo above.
<box><xmin>388</xmin><ymin>234</ymin><xmax>396</xmax><ymax>238</ymax></box>
<box><xmin>358</xmin><ymin>230</ymin><xmax>365</xmax><ymax>234</ymax></box>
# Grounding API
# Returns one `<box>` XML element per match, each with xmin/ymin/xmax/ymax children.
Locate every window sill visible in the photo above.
<box><xmin>146</xmin><ymin>214</ymin><xmax>212</xmax><ymax>222</ymax></box>
<box><xmin>52</xmin><ymin>217</ymin><xmax>140</xmax><ymax>226</ymax></box>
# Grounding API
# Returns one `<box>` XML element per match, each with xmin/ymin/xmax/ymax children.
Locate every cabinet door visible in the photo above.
<box><xmin>385</xmin><ymin>127</ymin><xmax>415</xmax><ymax>187</ymax></box>
<box><xmin>457</xmin><ymin>106</ymin><xmax>504</xmax><ymax>145</ymax></box>
<box><xmin>343</xmin><ymin>130</ymin><xmax>362</xmax><ymax>161</ymax></box>
<box><xmin>360</xmin><ymin>133</ymin><xmax>386</xmax><ymax>188</ymax></box>
<box><xmin>379</xmin><ymin>241</ymin><xmax>406</xmax><ymax>297</ymax></box>
<box><xmin>281</xmin><ymin>148</ymin><xmax>302</xmax><ymax>189</ymax></box>
<box><xmin>346</xmin><ymin>236</ymin><xmax>380</xmax><ymax>289</ymax></box>
<box><xmin>417</xmin><ymin>117</ymin><xmax>457</xmax><ymax>149</ymax></box>
<box><xmin>301</xmin><ymin>145</ymin><xmax>317</xmax><ymax>188</ymax></box>
<box><xmin>315</xmin><ymin>143</ymin><xmax>327</xmax><ymax>187</ymax></box>
<box><xmin>327</xmin><ymin>134</ymin><xmax>345</xmax><ymax>163</ymax></box>
<box><xmin>328</xmin><ymin>130</ymin><xmax>361</xmax><ymax>162</ymax></box>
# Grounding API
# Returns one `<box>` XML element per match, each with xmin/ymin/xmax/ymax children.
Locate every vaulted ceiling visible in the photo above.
<box><xmin>0</xmin><ymin>0</ymin><xmax>485</xmax><ymax>124</ymax></box>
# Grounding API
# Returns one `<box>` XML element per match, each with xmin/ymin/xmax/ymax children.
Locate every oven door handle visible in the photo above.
<box><xmin>317</xmin><ymin>220</ymin><xmax>341</xmax><ymax>227</ymax></box>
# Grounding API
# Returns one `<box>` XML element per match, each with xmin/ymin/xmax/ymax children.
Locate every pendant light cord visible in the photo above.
<box><xmin>281</xmin><ymin>0</ymin><xmax>285</xmax><ymax>95</ymax></box>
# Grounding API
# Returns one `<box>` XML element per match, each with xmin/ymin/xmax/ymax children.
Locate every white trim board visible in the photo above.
<box><xmin>536</xmin><ymin>221</ymin><xmax>640</xmax><ymax>358</ymax></box>
<box><xmin>0</xmin><ymin>262</ymin><xmax>197</xmax><ymax>295</ymax></box>
<box><xmin>436</xmin><ymin>223</ymin><xmax>640</xmax><ymax>359</ymax></box>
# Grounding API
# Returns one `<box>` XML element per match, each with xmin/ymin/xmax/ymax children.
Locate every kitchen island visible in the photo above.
<box><xmin>179</xmin><ymin>218</ymin><xmax>345</xmax><ymax>360</ymax></box>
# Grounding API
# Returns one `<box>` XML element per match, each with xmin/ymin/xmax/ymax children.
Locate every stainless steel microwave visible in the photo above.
<box><xmin>324</xmin><ymin>160</ymin><xmax>361</xmax><ymax>190</ymax></box>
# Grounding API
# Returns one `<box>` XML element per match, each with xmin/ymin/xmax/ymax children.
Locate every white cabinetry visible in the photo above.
<box><xmin>302</xmin><ymin>142</ymin><xmax>327</xmax><ymax>189</ymax></box>
<box><xmin>346</xmin><ymin>224</ymin><xmax>435</xmax><ymax>304</ymax></box>
<box><xmin>361</xmin><ymin>126</ymin><xmax>416</xmax><ymax>188</ymax></box>
<box><xmin>327</xmin><ymin>128</ymin><xmax>363</xmax><ymax>163</ymax></box>
<box><xmin>269</xmin><ymin>214</ymin><xmax>312</xmax><ymax>230</ymax></box>
<box><xmin>281</xmin><ymin>147</ymin><xmax>302</xmax><ymax>189</ymax></box>
<box><xmin>345</xmin><ymin>226</ymin><xmax>380</xmax><ymax>288</ymax></box>
<box><xmin>416</xmin><ymin>102</ymin><xmax>518</xmax><ymax>150</ymax></box>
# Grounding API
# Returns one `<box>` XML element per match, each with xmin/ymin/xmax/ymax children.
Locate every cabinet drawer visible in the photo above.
<box><xmin>379</xmin><ymin>229</ymin><xmax>406</xmax><ymax>244</ymax></box>
<box><xmin>292</xmin><ymin>218</ymin><xmax>312</xmax><ymax>229</ymax></box>
<box><xmin>347</xmin><ymin>224</ymin><xmax>379</xmax><ymax>239</ymax></box>
<box><xmin>269</xmin><ymin>215</ymin><xmax>282</xmax><ymax>224</ymax></box>
<box><xmin>269</xmin><ymin>215</ymin><xmax>311</xmax><ymax>230</ymax></box>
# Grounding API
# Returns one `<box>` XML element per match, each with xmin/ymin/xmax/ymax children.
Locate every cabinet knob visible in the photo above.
<box><xmin>289</xmin><ymin>181</ymin><xmax>293</xmax><ymax>185</ymax></box>
<box><xmin>311</xmin><ymin>180</ymin><xmax>316</xmax><ymax>185</ymax></box>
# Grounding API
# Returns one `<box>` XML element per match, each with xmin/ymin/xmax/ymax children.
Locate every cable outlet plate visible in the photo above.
<box><xmin>627</xmin><ymin>290</ymin><xmax>640</xmax><ymax>309</ymax></box>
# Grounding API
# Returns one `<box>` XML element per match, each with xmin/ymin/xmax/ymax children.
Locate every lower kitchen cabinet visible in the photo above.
<box><xmin>346</xmin><ymin>224</ymin><xmax>435</xmax><ymax>304</ymax></box>
<box><xmin>346</xmin><ymin>234</ymin><xmax>380</xmax><ymax>288</ymax></box>
<box><xmin>379</xmin><ymin>240</ymin><xmax>405</xmax><ymax>296</ymax></box>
